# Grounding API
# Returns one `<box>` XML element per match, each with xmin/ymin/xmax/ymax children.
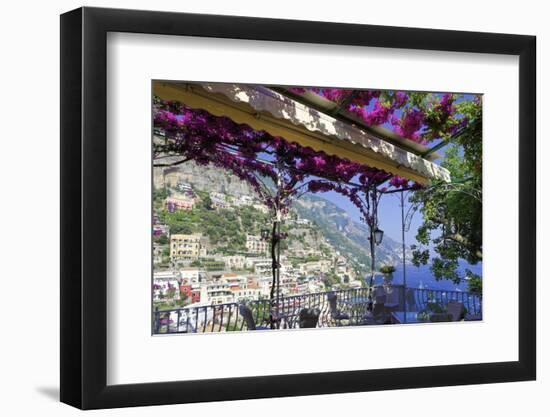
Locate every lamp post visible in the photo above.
<box><xmin>267</xmin><ymin>167</ymin><xmax>284</xmax><ymax>330</ymax></box>
<box><xmin>262</xmin><ymin>223</ymin><xmax>280</xmax><ymax>329</ymax></box>
<box><xmin>364</xmin><ymin>186</ymin><xmax>383</xmax><ymax>311</ymax></box>
<box><xmin>367</xmin><ymin>224</ymin><xmax>384</xmax><ymax>308</ymax></box>
<box><xmin>400</xmin><ymin>190</ymin><xmax>407</xmax><ymax>323</ymax></box>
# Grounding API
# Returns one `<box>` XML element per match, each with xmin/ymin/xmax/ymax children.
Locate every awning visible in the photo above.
<box><xmin>153</xmin><ymin>81</ymin><xmax>451</xmax><ymax>185</ymax></box>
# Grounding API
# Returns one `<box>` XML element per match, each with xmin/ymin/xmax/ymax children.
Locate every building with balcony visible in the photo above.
<box><xmin>246</xmin><ymin>234</ymin><xmax>268</xmax><ymax>255</ymax></box>
<box><xmin>170</xmin><ymin>234</ymin><xmax>202</xmax><ymax>262</ymax></box>
<box><xmin>153</xmin><ymin>244</ymin><xmax>164</xmax><ymax>265</ymax></box>
<box><xmin>299</xmin><ymin>260</ymin><xmax>332</xmax><ymax>275</ymax></box>
<box><xmin>176</xmin><ymin>181</ymin><xmax>194</xmax><ymax>197</ymax></box>
<box><xmin>179</xmin><ymin>268</ymin><xmax>205</xmax><ymax>284</ymax></box>
<box><xmin>209</xmin><ymin>191</ymin><xmax>228</xmax><ymax>210</ymax></box>
<box><xmin>200</xmin><ymin>281</ymin><xmax>233</xmax><ymax>305</ymax></box>
<box><xmin>165</xmin><ymin>195</ymin><xmax>195</xmax><ymax>212</ymax></box>
<box><xmin>223</xmin><ymin>255</ymin><xmax>246</xmax><ymax>270</ymax></box>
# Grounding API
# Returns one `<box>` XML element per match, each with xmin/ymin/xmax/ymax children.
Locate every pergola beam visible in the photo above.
<box><xmin>153</xmin><ymin>81</ymin><xmax>450</xmax><ymax>185</ymax></box>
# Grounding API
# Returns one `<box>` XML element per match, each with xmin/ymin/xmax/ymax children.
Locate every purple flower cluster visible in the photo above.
<box><xmin>389</xmin><ymin>176</ymin><xmax>409</xmax><ymax>188</ymax></box>
<box><xmin>349</xmin><ymin>101</ymin><xmax>392</xmax><ymax>126</ymax></box>
<box><xmin>154</xmin><ymin>97</ymin><xmax>418</xmax><ymax>221</ymax></box>
<box><xmin>392</xmin><ymin>108</ymin><xmax>426</xmax><ymax>141</ymax></box>
<box><xmin>448</xmin><ymin>117</ymin><xmax>469</xmax><ymax>136</ymax></box>
<box><xmin>439</xmin><ymin>93</ymin><xmax>455</xmax><ymax>116</ymax></box>
<box><xmin>289</xmin><ymin>87</ymin><xmax>352</xmax><ymax>103</ymax></box>
<box><xmin>291</xmin><ymin>87</ymin><xmax>471</xmax><ymax>144</ymax></box>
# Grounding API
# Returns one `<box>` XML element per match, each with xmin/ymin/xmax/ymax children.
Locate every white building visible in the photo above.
<box><xmin>153</xmin><ymin>244</ymin><xmax>164</xmax><ymax>265</ymax></box>
<box><xmin>200</xmin><ymin>282</ymin><xmax>233</xmax><ymax>305</ymax></box>
<box><xmin>153</xmin><ymin>270</ymin><xmax>179</xmax><ymax>281</ymax></box>
<box><xmin>244</xmin><ymin>256</ymin><xmax>270</xmax><ymax>269</ymax></box>
<box><xmin>176</xmin><ymin>181</ymin><xmax>194</xmax><ymax>197</ymax></box>
<box><xmin>254</xmin><ymin>261</ymin><xmax>272</xmax><ymax>278</ymax></box>
<box><xmin>222</xmin><ymin>273</ymin><xmax>248</xmax><ymax>288</ymax></box>
<box><xmin>209</xmin><ymin>191</ymin><xmax>228</xmax><ymax>209</ymax></box>
<box><xmin>223</xmin><ymin>255</ymin><xmax>246</xmax><ymax>270</ymax></box>
<box><xmin>257</xmin><ymin>276</ymin><xmax>274</xmax><ymax>298</ymax></box>
<box><xmin>179</xmin><ymin>268</ymin><xmax>205</xmax><ymax>284</ymax></box>
<box><xmin>232</xmin><ymin>195</ymin><xmax>254</xmax><ymax>207</ymax></box>
<box><xmin>231</xmin><ymin>285</ymin><xmax>262</xmax><ymax>302</ymax></box>
<box><xmin>246</xmin><ymin>234</ymin><xmax>268</xmax><ymax>255</ymax></box>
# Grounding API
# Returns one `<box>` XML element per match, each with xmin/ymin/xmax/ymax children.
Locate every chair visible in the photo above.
<box><xmin>372</xmin><ymin>300</ymin><xmax>385</xmax><ymax>316</ymax></box>
<box><xmin>446</xmin><ymin>300</ymin><xmax>465</xmax><ymax>321</ymax></box>
<box><xmin>239</xmin><ymin>304</ymin><xmax>270</xmax><ymax>330</ymax></box>
<box><xmin>298</xmin><ymin>308</ymin><xmax>320</xmax><ymax>328</ymax></box>
<box><xmin>356</xmin><ymin>297</ymin><xmax>387</xmax><ymax>325</ymax></box>
<box><xmin>327</xmin><ymin>292</ymin><xmax>350</xmax><ymax>325</ymax></box>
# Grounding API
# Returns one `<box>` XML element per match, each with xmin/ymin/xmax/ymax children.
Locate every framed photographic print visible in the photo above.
<box><xmin>60</xmin><ymin>6</ymin><xmax>536</xmax><ymax>410</ymax></box>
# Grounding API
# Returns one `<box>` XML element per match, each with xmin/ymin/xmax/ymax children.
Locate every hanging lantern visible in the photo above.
<box><xmin>373</xmin><ymin>227</ymin><xmax>384</xmax><ymax>245</ymax></box>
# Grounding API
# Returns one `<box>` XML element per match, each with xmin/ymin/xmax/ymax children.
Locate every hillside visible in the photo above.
<box><xmin>294</xmin><ymin>194</ymin><xmax>409</xmax><ymax>271</ymax></box>
<box><xmin>154</xmin><ymin>161</ymin><xmax>409</xmax><ymax>276</ymax></box>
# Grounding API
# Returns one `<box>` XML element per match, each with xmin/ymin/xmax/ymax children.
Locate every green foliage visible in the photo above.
<box><xmin>379</xmin><ymin>265</ymin><xmax>396</xmax><ymax>274</ymax></box>
<box><xmin>288</xmin><ymin>255</ymin><xmax>321</xmax><ymax>266</ymax></box>
<box><xmin>466</xmin><ymin>271</ymin><xmax>482</xmax><ymax>296</ymax></box>
<box><xmin>189</xmin><ymin>258</ymin><xmax>226</xmax><ymax>271</ymax></box>
<box><xmin>153</xmin><ymin>187</ymin><xmax>169</xmax><ymax>201</ymax></box>
<box><xmin>157</xmin><ymin>195</ymin><xmax>271</xmax><ymax>254</ymax></box>
<box><xmin>201</xmin><ymin>194</ymin><xmax>213</xmax><ymax>210</ymax></box>
<box><xmin>411</xmin><ymin>97</ymin><xmax>482</xmax><ymax>288</ymax></box>
<box><xmin>319</xmin><ymin>244</ymin><xmax>332</xmax><ymax>257</ymax></box>
<box><xmin>156</xmin><ymin>234</ymin><xmax>168</xmax><ymax>245</ymax></box>
<box><xmin>417</xmin><ymin>300</ymin><xmax>446</xmax><ymax>321</ymax></box>
<box><xmin>322</xmin><ymin>272</ymin><xmax>341</xmax><ymax>290</ymax></box>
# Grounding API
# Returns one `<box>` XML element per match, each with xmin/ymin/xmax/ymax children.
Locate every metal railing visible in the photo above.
<box><xmin>153</xmin><ymin>285</ymin><xmax>481</xmax><ymax>334</ymax></box>
<box><xmin>407</xmin><ymin>286</ymin><xmax>482</xmax><ymax>316</ymax></box>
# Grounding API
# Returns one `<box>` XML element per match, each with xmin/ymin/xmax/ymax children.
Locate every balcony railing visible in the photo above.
<box><xmin>153</xmin><ymin>285</ymin><xmax>482</xmax><ymax>334</ymax></box>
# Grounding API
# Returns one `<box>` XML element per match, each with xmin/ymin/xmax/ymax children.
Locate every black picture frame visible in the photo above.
<box><xmin>60</xmin><ymin>6</ymin><xmax>536</xmax><ymax>410</ymax></box>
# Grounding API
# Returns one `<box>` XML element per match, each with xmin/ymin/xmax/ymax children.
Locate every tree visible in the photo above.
<box><xmin>290</xmin><ymin>88</ymin><xmax>483</xmax><ymax>291</ymax></box>
<box><xmin>410</xmin><ymin>97</ymin><xmax>482</xmax><ymax>286</ymax></box>
<box><xmin>201</xmin><ymin>194</ymin><xmax>213</xmax><ymax>210</ymax></box>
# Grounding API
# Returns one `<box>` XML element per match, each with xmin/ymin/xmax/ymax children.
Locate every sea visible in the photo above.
<box><xmin>371</xmin><ymin>261</ymin><xmax>482</xmax><ymax>292</ymax></box>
